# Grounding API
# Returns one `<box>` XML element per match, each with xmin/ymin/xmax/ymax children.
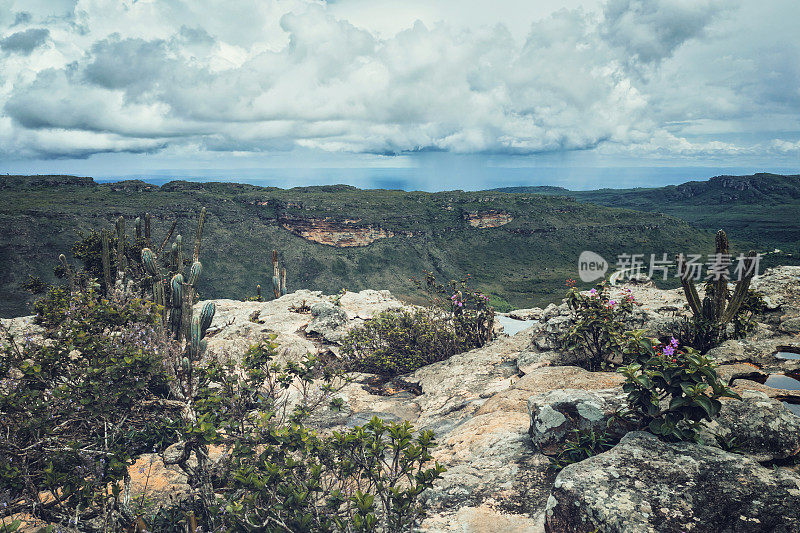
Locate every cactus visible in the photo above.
<box><xmin>199</xmin><ymin>301</ymin><xmax>215</xmax><ymax>332</ymax></box>
<box><xmin>175</xmin><ymin>235</ymin><xmax>184</xmax><ymax>274</ymax></box>
<box><xmin>188</xmin><ymin>261</ymin><xmax>202</xmax><ymax>286</ymax></box>
<box><xmin>193</xmin><ymin>207</ymin><xmax>206</xmax><ymax>263</ymax></box>
<box><xmin>135</xmin><ymin>217</ymin><xmax>142</xmax><ymax>241</ymax></box>
<box><xmin>115</xmin><ymin>216</ymin><xmax>126</xmax><ymax>275</ymax></box>
<box><xmin>270</xmin><ymin>250</ymin><xmax>289</xmax><ymax>298</ymax></box>
<box><xmin>101</xmin><ymin>230</ymin><xmax>112</xmax><ymax>294</ymax></box>
<box><xmin>272</xmin><ymin>275</ymin><xmax>280</xmax><ymax>299</ymax></box>
<box><xmin>190</xmin><ymin>302</ymin><xmax>215</xmax><ymax>358</ymax></box>
<box><xmin>171</xmin><ymin>274</ymin><xmax>184</xmax><ymax>307</ymax></box>
<box><xmin>144</xmin><ymin>213</ymin><xmax>152</xmax><ymax>247</ymax></box>
<box><xmin>153</xmin><ymin>279</ymin><xmax>166</xmax><ymax>311</ymax></box>
<box><xmin>256</xmin><ymin>284</ymin><xmax>262</xmax><ymax>301</ymax></box>
<box><xmin>190</xmin><ymin>315</ymin><xmax>202</xmax><ymax>355</ymax></box>
<box><xmin>678</xmin><ymin>229</ymin><xmax>757</xmax><ymax>327</ymax></box>
<box><xmin>141</xmin><ymin>248</ymin><xmax>160</xmax><ymax>277</ymax></box>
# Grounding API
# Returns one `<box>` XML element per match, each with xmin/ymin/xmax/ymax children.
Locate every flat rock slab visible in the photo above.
<box><xmin>701</xmin><ymin>390</ymin><xmax>800</xmax><ymax>462</ymax></box>
<box><xmin>546</xmin><ymin>431</ymin><xmax>800</xmax><ymax>533</ymax></box>
<box><xmin>527</xmin><ymin>388</ymin><xmax>629</xmax><ymax>454</ymax></box>
<box><xmin>478</xmin><ymin>366</ymin><xmax>624</xmax><ymax>416</ymax></box>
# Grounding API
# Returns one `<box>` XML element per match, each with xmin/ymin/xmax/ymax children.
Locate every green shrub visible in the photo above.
<box><xmin>342</xmin><ymin>309</ymin><xmax>462</xmax><ymax>376</ymax></box>
<box><xmin>1</xmin><ymin>288</ymin><xmax>172</xmax><ymax>529</ymax></box>
<box><xmin>31</xmin><ymin>285</ymin><xmax>71</xmax><ymax>328</ymax></box>
<box><xmin>160</xmin><ymin>341</ymin><xmax>445</xmax><ymax>532</ymax></box>
<box><xmin>548</xmin><ymin>428</ymin><xmax>616</xmax><ymax>469</ymax></box>
<box><xmin>342</xmin><ymin>272</ymin><xmax>495</xmax><ymax>377</ymax></box>
<box><xmin>21</xmin><ymin>275</ymin><xmax>48</xmax><ymax>295</ymax></box>
<box><xmin>559</xmin><ymin>282</ymin><xmax>636</xmax><ymax>371</ymax></box>
<box><xmin>618</xmin><ymin>331</ymin><xmax>740</xmax><ymax>442</ymax></box>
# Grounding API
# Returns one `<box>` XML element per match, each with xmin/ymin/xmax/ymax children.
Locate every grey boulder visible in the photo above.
<box><xmin>527</xmin><ymin>388</ymin><xmax>629</xmax><ymax>454</ymax></box>
<box><xmin>546</xmin><ymin>431</ymin><xmax>800</xmax><ymax>532</ymax></box>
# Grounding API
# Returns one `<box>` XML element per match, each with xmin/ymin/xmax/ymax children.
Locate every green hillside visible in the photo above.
<box><xmin>495</xmin><ymin>173</ymin><xmax>800</xmax><ymax>248</ymax></box>
<box><xmin>0</xmin><ymin>175</ymin><xmax>712</xmax><ymax>317</ymax></box>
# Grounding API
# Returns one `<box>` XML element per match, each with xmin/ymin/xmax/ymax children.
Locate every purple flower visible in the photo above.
<box><xmin>608</xmin><ymin>300</ymin><xmax>616</xmax><ymax>306</ymax></box>
<box><xmin>590</xmin><ymin>289</ymin><xmax>597</xmax><ymax>296</ymax></box>
<box><xmin>663</xmin><ymin>345</ymin><xmax>675</xmax><ymax>357</ymax></box>
<box><xmin>670</xmin><ymin>337</ymin><xmax>679</xmax><ymax>347</ymax></box>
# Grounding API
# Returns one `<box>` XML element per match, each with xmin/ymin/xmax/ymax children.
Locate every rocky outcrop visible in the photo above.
<box><xmin>546</xmin><ymin>431</ymin><xmax>800</xmax><ymax>533</ymax></box>
<box><xmin>306</xmin><ymin>302</ymin><xmax>349</xmax><ymax>343</ymax></box>
<box><xmin>463</xmin><ymin>210</ymin><xmax>513</xmax><ymax>228</ymax></box>
<box><xmin>700</xmin><ymin>390</ymin><xmax>800</xmax><ymax>462</ymax></box>
<box><xmin>8</xmin><ymin>266</ymin><xmax>799</xmax><ymax>532</ymax></box>
<box><xmin>527</xmin><ymin>389</ymin><xmax>629</xmax><ymax>454</ymax></box>
<box><xmin>280</xmin><ymin>215</ymin><xmax>394</xmax><ymax>246</ymax></box>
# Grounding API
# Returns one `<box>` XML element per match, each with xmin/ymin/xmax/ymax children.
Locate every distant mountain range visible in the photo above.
<box><xmin>493</xmin><ymin>173</ymin><xmax>800</xmax><ymax>247</ymax></box>
<box><xmin>0</xmin><ymin>174</ymin><xmax>719</xmax><ymax>318</ymax></box>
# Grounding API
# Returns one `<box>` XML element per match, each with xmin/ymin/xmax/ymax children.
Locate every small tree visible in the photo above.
<box><xmin>0</xmin><ymin>287</ymin><xmax>176</xmax><ymax>530</ymax></box>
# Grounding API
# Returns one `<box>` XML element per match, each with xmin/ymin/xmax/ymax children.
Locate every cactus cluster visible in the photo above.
<box><xmin>677</xmin><ymin>229</ymin><xmax>757</xmax><ymax>326</ymax></box>
<box><xmin>271</xmin><ymin>250</ymin><xmax>287</xmax><ymax>299</ymax></box>
<box><xmin>139</xmin><ymin>207</ymin><xmax>209</xmax><ymax>342</ymax></box>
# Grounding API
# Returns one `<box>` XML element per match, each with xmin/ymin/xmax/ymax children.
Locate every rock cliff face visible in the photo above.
<box><xmin>279</xmin><ymin>215</ymin><xmax>395</xmax><ymax>247</ymax></box>
<box><xmin>4</xmin><ymin>267</ymin><xmax>800</xmax><ymax>532</ymax></box>
<box><xmin>463</xmin><ymin>210</ymin><xmax>513</xmax><ymax>228</ymax></box>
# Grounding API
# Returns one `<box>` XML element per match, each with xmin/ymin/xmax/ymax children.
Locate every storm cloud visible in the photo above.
<box><xmin>0</xmin><ymin>0</ymin><xmax>797</xmax><ymax>165</ymax></box>
<box><xmin>0</xmin><ymin>27</ymin><xmax>49</xmax><ymax>53</ymax></box>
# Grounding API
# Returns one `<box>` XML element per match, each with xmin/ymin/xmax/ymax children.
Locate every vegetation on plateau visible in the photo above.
<box><xmin>0</xmin><ymin>174</ymin><xmax>711</xmax><ymax>317</ymax></box>
<box><xmin>1</xmin><ymin>212</ymin><xmax>444</xmax><ymax>532</ymax></box>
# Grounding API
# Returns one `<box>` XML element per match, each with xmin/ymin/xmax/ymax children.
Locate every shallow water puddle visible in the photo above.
<box><xmin>496</xmin><ymin>316</ymin><xmax>536</xmax><ymax>335</ymax></box>
<box><xmin>764</xmin><ymin>374</ymin><xmax>800</xmax><ymax>390</ymax></box>
<box><xmin>775</xmin><ymin>351</ymin><xmax>800</xmax><ymax>360</ymax></box>
<box><xmin>782</xmin><ymin>402</ymin><xmax>800</xmax><ymax>417</ymax></box>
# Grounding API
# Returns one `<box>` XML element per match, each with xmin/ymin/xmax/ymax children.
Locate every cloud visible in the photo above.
<box><xmin>0</xmin><ymin>0</ymin><xmax>797</xmax><ymax>165</ymax></box>
<box><xmin>601</xmin><ymin>0</ymin><xmax>728</xmax><ymax>64</ymax></box>
<box><xmin>0</xmin><ymin>27</ymin><xmax>49</xmax><ymax>53</ymax></box>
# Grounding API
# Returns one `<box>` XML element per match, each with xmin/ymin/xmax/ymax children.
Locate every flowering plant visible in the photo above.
<box><xmin>618</xmin><ymin>331</ymin><xmax>740</xmax><ymax>442</ymax></box>
<box><xmin>559</xmin><ymin>281</ymin><xmax>636</xmax><ymax>371</ymax></box>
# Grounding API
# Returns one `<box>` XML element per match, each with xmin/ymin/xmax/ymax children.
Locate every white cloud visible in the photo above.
<box><xmin>0</xmin><ymin>0</ymin><xmax>798</xmax><ymax>165</ymax></box>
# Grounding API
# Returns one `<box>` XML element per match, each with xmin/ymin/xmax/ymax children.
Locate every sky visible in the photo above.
<box><xmin>0</xmin><ymin>0</ymin><xmax>798</xmax><ymax>190</ymax></box>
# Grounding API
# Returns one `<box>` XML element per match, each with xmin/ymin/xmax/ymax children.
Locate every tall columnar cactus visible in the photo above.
<box><xmin>677</xmin><ymin>229</ymin><xmax>757</xmax><ymax>326</ymax></box>
<box><xmin>101</xmin><ymin>230</ymin><xmax>112</xmax><ymax>294</ymax></box>
<box><xmin>193</xmin><ymin>207</ymin><xmax>206</xmax><ymax>263</ymax></box>
<box><xmin>188</xmin><ymin>261</ymin><xmax>203</xmax><ymax>287</ymax></box>
<box><xmin>270</xmin><ymin>250</ymin><xmax>288</xmax><ymax>298</ymax></box>
<box><xmin>144</xmin><ymin>213</ymin><xmax>152</xmax><ymax>248</ymax></box>
<box><xmin>141</xmin><ymin>248</ymin><xmax>159</xmax><ymax>277</ymax></box>
<box><xmin>175</xmin><ymin>234</ymin><xmax>184</xmax><ymax>275</ymax></box>
<box><xmin>170</xmin><ymin>273</ymin><xmax>185</xmax><ymax>338</ymax></box>
<box><xmin>190</xmin><ymin>302</ymin><xmax>215</xmax><ymax>359</ymax></box>
<box><xmin>135</xmin><ymin>217</ymin><xmax>142</xmax><ymax>241</ymax></box>
<box><xmin>199</xmin><ymin>301</ymin><xmax>215</xmax><ymax>332</ymax></box>
<box><xmin>115</xmin><ymin>216</ymin><xmax>126</xmax><ymax>276</ymax></box>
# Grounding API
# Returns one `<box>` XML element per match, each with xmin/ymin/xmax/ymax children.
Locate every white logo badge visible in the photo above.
<box><xmin>578</xmin><ymin>251</ymin><xmax>608</xmax><ymax>282</ymax></box>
